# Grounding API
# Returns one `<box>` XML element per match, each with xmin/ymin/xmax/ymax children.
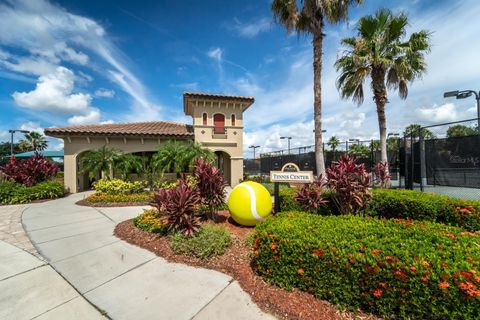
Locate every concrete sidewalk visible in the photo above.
<box><xmin>20</xmin><ymin>193</ymin><xmax>274</xmax><ymax>320</ymax></box>
<box><xmin>0</xmin><ymin>239</ymin><xmax>105</xmax><ymax>320</ymax></box>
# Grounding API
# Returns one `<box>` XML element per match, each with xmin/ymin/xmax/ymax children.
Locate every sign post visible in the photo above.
<box><xmin>270</xmin><ymin>163</ymin><xmax>313</xmax><ymax>213</ymax></box>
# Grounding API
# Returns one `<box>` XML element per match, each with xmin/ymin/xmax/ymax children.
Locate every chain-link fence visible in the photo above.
<box><xmin>403</xmin><ymin>118</ymin><xmax>480</xmax><ymax>200</ymax></box>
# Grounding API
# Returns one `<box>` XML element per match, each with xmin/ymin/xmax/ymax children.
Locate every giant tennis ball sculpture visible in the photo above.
<box><xmin>228</xmin><ymin>181</ymin><xmax>272</xmax><ymax>226</ymax></box>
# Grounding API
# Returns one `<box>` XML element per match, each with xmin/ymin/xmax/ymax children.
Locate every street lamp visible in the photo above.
<box><xmin>348</xmin><ymin>138</ymin><xmax>360</xmax><ymax>144</ymax></box>
<box><xmin>249</xmin><ymin>145</ymin><xmax>260</xmax><ymax>159</ymax></box>
<box><xmin>444</xmin><ymin>89</ymin><xmax>480</xmax><ymax>130</ymax></box>
<box><xmin>8</xmin><ymin>129</ymin><xmax>29</xmax><ymax>156</ymax></box>
<box><xmin>280</xmin><ymin>136</ymin><xmax>292</xmax><ymax>154</ymax></box>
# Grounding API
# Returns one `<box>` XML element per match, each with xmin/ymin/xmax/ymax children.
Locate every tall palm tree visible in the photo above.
<box><xmin>404</xmin><ymin>124</ymin><xmax>436</xmax><ymax>139</ymax></box>
<box><xmin>335</xmin><ymin>9</ymin><xmax>431</xmax><ymax>180</ymax></box>
<box><xmin>20</xmin><ymin>131</ymin><xmax>48</xmax><ymax>152</ymax></box>
<box><xmin>271</xmin><ymin>0</ymin><xmax>362</xmax><ymax>177</ymax></box>
<box><xmin>80</xmin><ymin>146</ymin><xmax>121</xmax><ymax>180</ymax></box>
<box><xmin>327</xmin><ymin>135</ymin><xmax>340</xmax><ymax>160</ymax></box>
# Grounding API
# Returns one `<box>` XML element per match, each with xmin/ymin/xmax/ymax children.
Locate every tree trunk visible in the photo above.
<box><xmin>371</xmin><ymin>68</ymin><xmax>390</xmax><ymax>183</ymax></box>
<box><xmin>313</xmin><ymin>32</ymin><xmax>325</xmax><ymax>178</ymax></box>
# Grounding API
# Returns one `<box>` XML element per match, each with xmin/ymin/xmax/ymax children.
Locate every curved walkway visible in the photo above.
<box><xmin>21</xmin><ymin>193</ymin><xmax>274</xmax><ymax>320</ymax></box>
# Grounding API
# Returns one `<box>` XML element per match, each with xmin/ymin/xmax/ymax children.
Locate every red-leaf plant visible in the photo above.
<box><xmin>150</xmin><ymin>181</ymin><xmax>201</xmax><ymax>236</ymax></box>
<box><xmin>193</xmin><ymin>158</ymin><xmax>227</xmax><ymax>221</ymax></box>
<box><xmin>326</xmin><ymin>155</ymin><xmax>371</xmax><ymax>214</ymax></box>
<box><xmin>295</xmin><ymin>175</ymin><xmax>328</xmax><ymax>212</ymax></box>
<box><xmin>1</xmin><ymin>154</ymin><xmax>59</xmax><ymax>186</ymax></box>
<box><xmin>373</xmin><ymin>161</ymin><xmax>391</xmax><ymax>188</ymax></box>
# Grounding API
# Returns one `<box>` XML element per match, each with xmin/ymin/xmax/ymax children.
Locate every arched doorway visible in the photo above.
<box><xmin>215</xmin><ymin>151</ymin><xmax>231</xmax><ymax>185</ymax></box>
<box><xmin>76</xmin><ymin>151</ymin><xmax>99</xmax><ymax>192</ymax></box>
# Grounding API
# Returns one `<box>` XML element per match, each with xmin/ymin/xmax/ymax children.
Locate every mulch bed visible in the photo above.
<box><xmin>114</xmin><ymin>211</ymin><xmax>379</xmax><ymax>320</ymax></box>
<box><xmin>76</xmin><ymin>199</ymin><xmax>151</xmax><ymax>207</ymax></box>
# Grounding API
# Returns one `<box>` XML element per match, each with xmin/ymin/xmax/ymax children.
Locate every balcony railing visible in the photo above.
<box><xmin>213</xmin><ymin>127</ymin><xmax>226</xmax><ymax>134</ymax></box>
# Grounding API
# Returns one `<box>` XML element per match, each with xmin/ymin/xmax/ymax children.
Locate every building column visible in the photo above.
<box><xmin>230</xmin><ymin>158</ymin><xmax>243</xmax><ymax>187</ymax></box>
<box><xmin>63</xmin><ymin>154</ymin><xmax>78</xmax><ymax>193</ymax></box>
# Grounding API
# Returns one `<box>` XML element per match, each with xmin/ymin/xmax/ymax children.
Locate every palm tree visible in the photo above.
<box><xmin>20</xmin><ymin>131</ymin><xmax>48</xmax><ymax>152</ymax></box>
<box><xmin>271</xmin><ymin>0</ymin><xmax>362</xmax><ymax>177</ymax></box>
<box><xmin>115</xmin><ymin>153</ymin><xmax>143</xmax><ymax>180</ymax></box>
<box><xmin>152</xmin><ymin>140</ymin><xmax>188</xmax><ymax>177</ymax></box>
<box><xmin>404</xmin><ymin>124</ymin><xmax>436</xmax><ymax>139</ymax></box>
<box><xmin>335</xmin><ymin>9</ymin><xmax>431</xmax><ymax>181</ymax></box>
<box><xmin>183</xmin><ymin>142</ymin><xmax>215</xmax><ymax>168</ymax></box>
<box><xmin>80</xmin><ymin>146</ymin><xmax>121</xmax><ymax>180</ymax></box>
<box><xmin>327</xmin><ymin>136</ymin><xmax>340</xmax><ymax>159</ymax></box>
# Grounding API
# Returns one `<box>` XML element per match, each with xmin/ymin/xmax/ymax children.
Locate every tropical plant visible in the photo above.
<box><xmin>348</xmin><ymin>143</ymin><xmax>370</xmax><ymax>158</ymax></box>
<box><xmin>335</xmin><ymin>9</ymin><xmax>431</xmax><ymax>183</ymax></box>
<box><xmin>193</xmin><ymin>159</ymin><xmax>227</xmax><ymax>220</ymax></box>
<box><xmin>447</xmin><ymin>124</ymin><xmax>477</xmax><ymax>138</ymax></box>
<box><xmin>372</xmin><ymin>161</ymin><xmax>391</xmax><ymax>188</ymax></box>
<box><xmin>152</xmin><ymin>140</ymin><xmax>214</xmax><ymax>178</ymax></box>
<box><xmin>92</xmin><ymin>178</ymin><xmax>145</xmax><ymax>195</ymax></box>
<box><xmin>326</xmin><ymin>154</ymin><xmax>371</xmax><ymax>214</ymax></box>
<box><xmin>80</xmin><ymin>146</ymin><xmax>121</xmax><ymax>180</ymax></box>
<box><xmin>404</xmin><ymin>124</ymin><xmax>436</xmax><ymax>139</ymax></box>
<box><xmin>272</xmin><ymin>0</ymin><xmax>362</xmax><ymax>178</ymax></box>
<box><xmin>19</xmin><ymin>131</ymin><xmax>48</xmax><ymax>152</ymax></box>
<box><xmin>295</xmin><ymin>175</ymin><xmax>328</xmax><ymax>212</ymax></box>
<box><xmin>370</xmin><ymin>140</ymin><xmax>380</xmax><ymax>152</ymax></box>
<box><xmin>114</xmin><ymin>153</ymin><xmax>143</xmax><ymax>180</ymax></box>
<box><xmin>150</xmin><ymin>181</ymin><xmax>201</xmax><ymax>236</ymax></box>
<box><xmin>0</xmin><ymin>154</ymin><xmax>59</xmax><ymax>186</ymax></box>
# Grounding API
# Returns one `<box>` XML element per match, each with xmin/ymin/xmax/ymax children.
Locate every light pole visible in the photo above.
<box><xmin>280</xmin><ymin>136</ymin><xmax>292</xmax><ymax>154</ymax></box>
<box><xmin>9</xmin><ymin>129</ymin><xmax>29</xmax><ymax>156</ymax></box>
<box><xmin>249</xmin><ymin>145</ymin><xmax>260</xmax><ymax>159</ymax></box>
<box><xmin>444</xmin><ymin>90</ymin><xmax>480</xmax><ymax>130</ymax></box>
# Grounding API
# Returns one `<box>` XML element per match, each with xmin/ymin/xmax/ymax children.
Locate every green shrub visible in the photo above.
<box><xmin>261</xmin><ymin>182</ymin><xmax>289</xmax><ymax>195</ymax></box>
<box><xmin>0</xmin><ymin>180</ymin><xmax>65</xmax><ymax>204</ymax></box>
<box><xmin>92</xmin><ymin>179</ymin><xmax>145</xmax><ymax>195</ymax></box>
<box><xmin>86</xmin><ymin>193</ymin><xmax>153</xmax><ymax>203</ymax></box>
<box><xmin>253</xmin><ymin>212</ymin><xmax>480</xmax><ymax>319</ymax></box>
<box><xmin>170</xmin><ymin>224</ymin><xmax>231</xmax><ymax>260</ymax></box>
<box><xmin>368</xmin><ymin>189</ymin><xmax>480</xmax><ymax>231</ymax></box>
<box><xmin>133</xmin><ymin>209</ymin><xmax>168</xmax><ymax>234</ymax></box>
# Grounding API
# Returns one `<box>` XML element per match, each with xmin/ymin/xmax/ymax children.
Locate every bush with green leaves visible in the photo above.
<box><xmin>253</xmin><ymin>212</ymin><xmax>480</xmax><ymax>319</ymax></box>
<box><xmin>0</xmin><ymin>180</ymin><xmax>65</xmax><ymax>204</ymax></box>
<box><xmin>92</xmin><ymin>178</ymin><xmax>145</xmax><ymax>195</ymax></box>
<box><xmin>86</xmin><ymin>193</ymin><xmax>153</xmax><ymax>204</ymax></box>
<box><xmin>368</xmin><ymin>189</ymin><xmax>480</xmax><ymax>231</ymax></box>
<box><xmin>170</xmin><ymin>224</ymin><xmax>231</xmax><ymax>260</ymax></box>
<box><xmin>133</xmin><ymin>209</ymin><xmax>169</xmax><ymax>234</ymax></box>
<box><xmin>279</xmin><ymin>187</ymin><xmax>336</xmax><ymax>215</ymax></box>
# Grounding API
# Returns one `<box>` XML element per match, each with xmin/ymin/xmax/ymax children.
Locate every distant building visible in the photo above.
<box><xmin>45</xmin><ymin>92</ymin><xmax>254</xmax><ymax>193</ymax></box>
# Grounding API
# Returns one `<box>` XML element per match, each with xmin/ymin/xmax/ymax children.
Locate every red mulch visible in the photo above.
<box><xmin>75</xmin><ymin>199</ymin><xmax>151</xmax><ymax>207</ymax></box>
<box><xmin>114</xmin><ymin>211</ymin><xmax>379</xmax><ymax>320</ymax></box>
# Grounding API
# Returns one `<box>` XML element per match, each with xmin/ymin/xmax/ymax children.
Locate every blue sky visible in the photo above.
<box><xmin>1</xmin><ymin>0</ymin><xmax>479</xmax><ymax>156</ymax></box>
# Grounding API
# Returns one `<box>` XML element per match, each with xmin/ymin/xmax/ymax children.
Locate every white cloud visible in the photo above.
<box><xmin>94</xmin><ymin>88</ymin><xmax>115</xmax><ymax>98</ymax></box>
<box><xmin>231</xmin><ymin>17</ymin><xmax>271</xmax><ymax>38</ymax></box>
<box><xmin>20</xmin><ymin>121</ymin><xmax>44</xmax><ymax>135</ymax></box>
<box><xmin>12</xmin><ymin>66</ymin><xmax>102</xmax><ymax>125</ymax></box>
<box><xmin>207</xmin><ymin>48</ymin><xmax>223</xmax><ymax>62</ymax></box>
<box><xmin>0</xmin><ymin>0</ymin><xmax>161</xmax><ymax>120</ymax></box>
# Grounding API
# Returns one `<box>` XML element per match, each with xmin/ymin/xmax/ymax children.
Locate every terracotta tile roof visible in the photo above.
<box><xmin>183</xmin><ymin>92</ymin><xmax>254</xmax><ymax>103</ymax></box>
<box><xmin>44</xmin><ymin>121</ymin><xmax>194</xmax><ymax>138</ymax></box>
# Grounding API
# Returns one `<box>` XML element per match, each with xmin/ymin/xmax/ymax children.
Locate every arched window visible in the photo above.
<box><xmin>231</xmin><ymin>114</ymin><xmax>236</xmax><ymax>126</ymax></box>
<box><xmin>202</xmin><ymin>113</ymin><xmax>207</xmax><ymax>125</ymax></box>
<box><xmin>213</xmin><ymin>113</ymin><xmax>225</xmax><ymax>134</ymax></box>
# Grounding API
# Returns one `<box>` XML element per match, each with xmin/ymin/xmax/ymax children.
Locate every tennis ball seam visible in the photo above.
<box><xmin>237</xmin><ymin>183</ymin><xmax>265</xmax><ymax>222</ymax></box>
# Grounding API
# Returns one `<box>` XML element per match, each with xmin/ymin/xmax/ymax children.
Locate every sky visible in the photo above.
<box><xmin>0</xmin><ymin>0</ymin><xmax>479</xmax><ymax>157</ymax></box>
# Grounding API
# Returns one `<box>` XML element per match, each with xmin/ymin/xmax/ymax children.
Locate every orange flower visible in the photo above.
<box><xmin>458</xmin><ymin>282</ymin><xmax>480</xmax><ymax>298</ymax></box>
<box><xmin>372</xmin><ymin>249</ymin><xmax>382</xmax><ymax>256</ymax></box>
<box><xmin>410</xmin><ymin>266</ymin><xmax>417</xmax><ymax>273</ymax></box>
<box><xmin>270</xmin><ymin>243</ymin><xmax>277</xmax><ymax>250</ymax></box>
<box><xmin>445</xmin><ymin>233</ymin><xmax>456</xmax><ymax>239</ymax></box>
<box><xmin>297</xmin><ymin>268</ymin><xmax>304</xmax><ymax>275</ymax></box>
<box><xmin>373</xmin><ymin>289</ymin><xmax>383</xmax><ymax>298</ymax></box>
<box><xmin>312</xmin><ymin>249</ymin><xmax>324</xmax><ymax>257</ymax></box>
<box><xmin>438</xmin><ymin>281</ymin><xmax>450</xmax><ymax>290</ymax></box>
<box><xmin>421</xmin><ymin>277</ymin><xmax>429</xmax><ymax>284</ymax></box>
<box><xmin>420</xmin><ymin>261</ymin><xmax>430</xmax><ymax>268</ymax></box>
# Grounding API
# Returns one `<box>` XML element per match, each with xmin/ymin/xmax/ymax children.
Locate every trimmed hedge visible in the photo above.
<box><xmin>0</xmin><ymin>181</ymin><xmax>65</xmax><ymax>204</ymax></box>
<box><xmin>86</xmin><ymin>193</ymin><xmax>153</xmax><ymax>203</ymax></box>
<box><xmin>368</xmin><ymin>189</ymin><xmax>480</xmax><ymax>231</ymax></box>
<box><xmin>253</xmin><ymin>212</ymin><xmax>480</xmax><ymax>319</ymax></box>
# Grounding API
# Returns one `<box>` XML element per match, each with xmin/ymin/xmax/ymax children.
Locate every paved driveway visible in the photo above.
<box><xmin>21</xmin><ymin>193</ymin><xmax>274</xmax><ymax>320</ymax></box>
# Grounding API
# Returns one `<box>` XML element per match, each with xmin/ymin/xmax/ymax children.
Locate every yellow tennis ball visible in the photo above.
<box><xmin>228</xmin><ymin>181</ymin><xmax>272</xmax><ymax>226</ymax></box>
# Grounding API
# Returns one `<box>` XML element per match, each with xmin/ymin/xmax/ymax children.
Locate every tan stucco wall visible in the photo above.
<box><xmin>62</xmin><ymin>136</ymin><xmax>190</xmax><ymax>193</ymax></box>
<box><xmin>188</xmin><ymin>101</ymin><xmax>245</xmax><ymax>186</ymax></box>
